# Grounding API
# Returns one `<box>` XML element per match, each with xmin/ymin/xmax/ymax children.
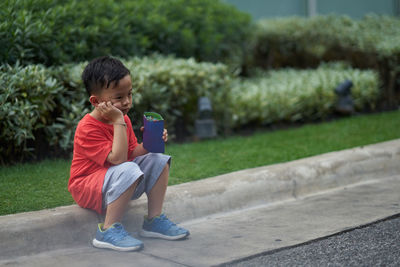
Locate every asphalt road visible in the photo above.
<box><xmin>223</xmin><ymin>214</ymin><xmax>400</xmax><ymax>267</ymax></box>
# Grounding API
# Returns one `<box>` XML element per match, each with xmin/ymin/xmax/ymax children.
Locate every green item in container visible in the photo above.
<box><xmin>144</xmin><ymin>112</ymin><xmax>163</xmax><ymax>122</ymax></box>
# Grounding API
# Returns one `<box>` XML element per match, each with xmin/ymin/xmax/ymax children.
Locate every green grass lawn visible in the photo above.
<box><xmin>1</xmin><ymin>110</ymin><xmax>400</xmax><ymax>215</ymax></box>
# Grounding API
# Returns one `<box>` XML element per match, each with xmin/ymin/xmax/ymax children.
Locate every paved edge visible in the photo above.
<box><xmin>216</xmin><ymin>212</ymin><xmax>400</xmax><ymax>267</ymax></box>
<box><xmin>1</xmin><ymin>139</ymin><xmax>400</xmax><ymax>259</ymax></box>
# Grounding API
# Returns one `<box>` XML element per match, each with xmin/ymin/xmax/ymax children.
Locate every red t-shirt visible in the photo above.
<box><xmin>68</xmin><ymin>114</ymin><xmax>138</xmax><ymax>214</ymax></box>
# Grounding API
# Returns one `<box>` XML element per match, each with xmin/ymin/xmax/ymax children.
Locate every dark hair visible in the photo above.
<box><xmin>82</xmin><ymin>56</ymin><xmax>130</xmax><ymax>96</ymax></box>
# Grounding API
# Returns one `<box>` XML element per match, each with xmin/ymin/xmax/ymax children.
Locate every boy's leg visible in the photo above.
<box><xmin>93</xmin><ymin>162</ymin><xmax>145</xmax><ymax>251</ymax></box>
<box><xmin>147</xmin><ymin>164</ymin><xmax>169</xmax><ymax>219</ymax></box>
<box><xmin>141</xmin><ymin>162</ymin><xmax>189</xmax><ymax>240</ymax></box>
<box><xmin>93</xmin><ymin>174</ymin><xmax>143</xmax><ymax>252</ymax></box>
<box><xmin>103</xmin><ymin>178</ymin><xmax>140</xmax><ymax>229</ymax></box>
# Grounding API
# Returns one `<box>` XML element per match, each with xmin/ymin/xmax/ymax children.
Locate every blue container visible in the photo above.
<box><xmin>143</xmin><ymin>112</ymin><xmax>165</xmax><ymax>153</ymax></box>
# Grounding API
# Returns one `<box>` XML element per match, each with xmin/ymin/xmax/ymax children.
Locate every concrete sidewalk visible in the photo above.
<box><xmin>1</xmin><ymin>139</ymin><xmax>400</xmax><ymax>264</ymax></box>
<box><xmin>2</xmin><ymin>174</ymin><xmax>400</xmax><ymax>266</ymax></box>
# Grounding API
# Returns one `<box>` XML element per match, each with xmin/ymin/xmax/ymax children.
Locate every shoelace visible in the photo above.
<box><xmin>107</xmin><ymin>224</ymin><xmax>129</xmax><ymax>242</ymax></box>
<box><xmin>159</xmin><ymin>214</ymin><xmax>177</xmax><ymax>228</ymax></box>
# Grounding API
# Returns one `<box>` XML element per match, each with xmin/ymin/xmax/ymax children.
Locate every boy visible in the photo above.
<box><xmin>68</xmin><ymin>56</ymin><xmax>189</xmax><ymax>252</ymax></box>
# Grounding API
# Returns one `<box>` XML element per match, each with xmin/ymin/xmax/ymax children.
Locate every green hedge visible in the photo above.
<box><xmin>0</xmin><ymin>63</ymin><xmax>64</xmax><ymax>163</ymax></box>
<box><xmin>124</xmin><ymin>56</ymin><xmax>233</xmax><ymax>137</ymax></box>
<box><xmin>251</xmin><ymin>15</ymin><xmax>400</xmax><ymax>107</ymax></box>
<box><xmin>230</xmin><ymin>63</ymin><xmax>380</xmax><ymax>127</ymax></box>
<box><xmin>1</xmin><ymin>56</ymin><xmax>380</xmax><ymax>164</ymax></box>
<box><xmin>0</xmin><ymin>55</ymin><xmax>233</xmax><ymax>164</ymax></box>
<box><xmin>56</xmin><ymin>55</ymin><xmax>233</xmax><ymax>141</ymax></box>
<box><xmin>0</xmin><ymin>0</ymin><xmax>252</xmax><ymax>67</ymax></box>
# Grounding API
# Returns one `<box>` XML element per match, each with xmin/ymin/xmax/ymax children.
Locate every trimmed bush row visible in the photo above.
<box><xmin>231</xmin><ymin>63</ymin><xmax>380</xmax><ymax>127</ymax></box>
<box><xmin>251</xmin><ymin>15</ymin><xmax>400</xmax><ymax>107</ymax></box>
<box><xmin>0</xmin><ymin>55</ymin><xmax>233</xmax><ymax>164</ymax></box>
<box><xmin>0</xmin><ymin>63</ymin><xmax>64</xmax><ymax>163</ymax></box>
<box><xmin>56</xmin><ymin>55</ymin><xmax>233</xmax><ymax>141</ymax></box>
<box><xmin>253</xmin><ymin>15</ymin><xmax>400</xmax><ymax>68</ymax></box>
<box><xmin>0</xmin><ymin>0</ymin><xmax>252</xmax><ymax>67</ymax></box>
<box><xmin>0</xmin><ymin>57</ymin><xmax>379</xmax><ymax>164</ymax></box>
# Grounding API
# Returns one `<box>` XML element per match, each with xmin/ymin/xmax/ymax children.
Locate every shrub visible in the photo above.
<box><xmin>124</xmin><ymin>55</ymin><xmax>234</xmax><ymax>137</ymax></box>
<box><xmin>0</xmin><ymin>57</ymin><xmax>380</xmax><ymax>164</ymax></box>
<box><xmin>0</xmin><ymin>63</ymin><xmax>63</xmax><ymax>163</ymax></box>
<box><xmin>46</xmin><ymin>63</ymin><xmax>91</xmax><ymax>152</ymax></box>
<box><xmin>0</xmin><ymin>55</ymin><xmax>233</xmax><ymax>163</ymax></box>
<box><xmin>55</xmin><ymin>55</ymin><xmax>234</xmax><ymax>141</ymax></box>
<box><xmin>251</xmin><ymin>15</ymin><xmax>400</xmax><ymax>107</ymax></box>
<box><xmin>0</xmin><ymin>0</ymin><xmax>252</xmax><ymax>67</ymax></box>
<box><xmin>230</xmin><ymin>64</ymin><xmax>380</xmax><ymax>127</ymax></box>
<box><xmin>253</xmin><ymin>15</ymin><xmax>400</xmax><ymax>68</ymax></box>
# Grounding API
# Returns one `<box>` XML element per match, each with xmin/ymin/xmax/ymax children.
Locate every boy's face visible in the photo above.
<box><xmin>93</xmin><ymin>74</ymin><xmax>133</xmax><ymax>115</ymax></box>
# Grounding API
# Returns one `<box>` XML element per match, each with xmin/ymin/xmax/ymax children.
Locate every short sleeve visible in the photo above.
<box><xmin>75</xmin><ymin>123</ymin><xmax>113</xmax><ymax>167</ymax></box>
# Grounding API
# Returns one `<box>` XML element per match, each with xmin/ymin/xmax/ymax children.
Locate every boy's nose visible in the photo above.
<box><xmin>122</xmin><ymin>96</ymin><xmax>131</xmax><ymax>105</ymax></box>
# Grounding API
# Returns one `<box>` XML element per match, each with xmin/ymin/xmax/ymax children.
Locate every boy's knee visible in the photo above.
<box><xmin>149</xmin><ymin>153</ymin><xmax>171</xmax><ymax>167</ymax></box>
<box><xmin>148</xmin><ymin>153</ymin><xmax>170</xmax><ymax>172</ymax></box>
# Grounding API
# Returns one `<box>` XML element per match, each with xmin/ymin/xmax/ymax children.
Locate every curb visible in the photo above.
<box><xmin>1</xmin><ymin>139</ymin><xmax>400</xmax><ymax>260</ymax></box>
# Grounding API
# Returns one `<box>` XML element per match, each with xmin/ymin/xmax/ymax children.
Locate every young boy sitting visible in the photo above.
<box><xmin>68</xmin><ymin>56</ymin><xmax>189</xmax><ymax>252</ymax></box>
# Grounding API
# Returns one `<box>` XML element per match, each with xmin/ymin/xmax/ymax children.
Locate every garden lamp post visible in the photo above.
<box><xmin>334</xmin><ymin>80</ymin><xmax>354</xmax><ymax>115</ymax></box>
<box><xmin>195</xmin><ymin>97</ymin><xmax>217</xmax><ymax>139</ymax></box>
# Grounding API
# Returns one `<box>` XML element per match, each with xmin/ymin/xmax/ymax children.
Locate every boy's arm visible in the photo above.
<box><xmin>107</xmin><ymin>121</ymin><xmax>128</xmax><ymax>165</ymax></box>
<box><xmin>97</xmin><ymin>101</ymin><xmax>128</xmax><ymax>165</ymax></box>
<box><xmin>131</xmin><ymin>143</ymin><xmax>149</xmax><ymax>158</ymax></box>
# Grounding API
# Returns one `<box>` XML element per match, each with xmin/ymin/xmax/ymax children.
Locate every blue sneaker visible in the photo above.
<box><xmin>140</xmin><ymin>214</ymin><xmax>190</xmax><ymax>240</ymax></box>
<box><xmin>92</xmin><ymin>223</ymin><xmax>144</xmax><ymax>251</ymax></box>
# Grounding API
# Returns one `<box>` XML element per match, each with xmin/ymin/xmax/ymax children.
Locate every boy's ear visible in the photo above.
<box><xmin>89</xmin><ymin>95</ymin><xmax>99</xmax><ymax>107</ymax></box>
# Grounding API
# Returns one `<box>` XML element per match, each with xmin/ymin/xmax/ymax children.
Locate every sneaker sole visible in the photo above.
<box><xmin>92</xmin><ymin>239</ymin><xmax>143</xmax><ymax>252</ymax></box>
<box><xmin>139</xmin><ymin>229</ymin><xmax>189</xmax><ymax>240</ymax></box>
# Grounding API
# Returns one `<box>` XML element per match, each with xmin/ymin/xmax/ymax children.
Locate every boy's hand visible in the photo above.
<box><xmin>97</xmin><ymin>101</ymin><xmax>124</xmax><ymax>123</ymax></box>
<box><xmin>162</xmin><ymin>128</ymin><xmax>168</xmax><ymax>142</ymax></box>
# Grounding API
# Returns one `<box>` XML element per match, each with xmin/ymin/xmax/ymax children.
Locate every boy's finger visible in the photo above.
<box><xmin>163</xmin><ymin>130</ymin><xmax>168</xmax><ymax>142</ymax></box>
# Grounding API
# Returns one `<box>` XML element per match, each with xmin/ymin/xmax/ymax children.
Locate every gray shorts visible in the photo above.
<box><xmin>102</xmin><ymin>153</ymin><xmax>171</xmax><ymax>209</ymax></box>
